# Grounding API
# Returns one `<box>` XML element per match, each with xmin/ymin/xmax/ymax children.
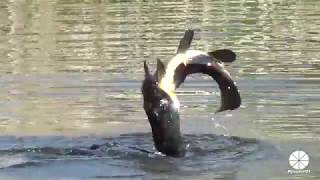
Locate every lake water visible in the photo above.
<box><xmin>0</xmin><ymin>0</ymin><xmax>319</xmax><ymax>179</ymax></box>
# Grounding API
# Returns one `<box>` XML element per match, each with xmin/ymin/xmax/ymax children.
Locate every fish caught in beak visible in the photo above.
<box><xmin>141</xmin><ymin>30</ymin><xmax>241</xmax><ymax>157</ymax></box>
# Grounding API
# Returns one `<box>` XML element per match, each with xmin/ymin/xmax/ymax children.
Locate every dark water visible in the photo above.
<box><xmin>0</xmin><ymin>0</ymin><xmax>319</xmax><ymax>179</ymax></box>
<box><xmin>0</xmin><ymin>134</ymin><xmax>267</xmax><ymax>179</ymax></box>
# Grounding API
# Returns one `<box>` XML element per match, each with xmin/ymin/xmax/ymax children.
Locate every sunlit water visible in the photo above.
<box><xmin>0</xmin><ymin>0</ymin><xmax>319</xmax><ymax>179</ymax></box>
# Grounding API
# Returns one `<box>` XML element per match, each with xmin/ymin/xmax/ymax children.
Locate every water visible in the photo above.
<box><xmin>0</xmin><ymin>0</ymin><xmax>319</xmax><ymax>179</ymax></box>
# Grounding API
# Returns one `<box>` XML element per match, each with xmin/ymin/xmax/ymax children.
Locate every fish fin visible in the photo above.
<box><xmin>176</xmin><ymin>30</ymin><xmax>194</xmax><ymax>53</ymax></box>
<box><xmin>208</xmin><ymin>49</ymin><xmax>236</xmax><ymax>63</ymax></box>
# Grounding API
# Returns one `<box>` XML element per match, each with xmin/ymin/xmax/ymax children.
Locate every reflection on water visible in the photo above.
<box><xmin>0</xmin><ymin>0</ymin><xmax>319</xmax><ymax>179</ymax></box>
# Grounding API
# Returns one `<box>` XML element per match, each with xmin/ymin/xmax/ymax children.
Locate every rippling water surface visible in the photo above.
<box><xmin>0</xmin><ymin>0</ymin><xmax>319</xmax><ymax>179</ymax></box>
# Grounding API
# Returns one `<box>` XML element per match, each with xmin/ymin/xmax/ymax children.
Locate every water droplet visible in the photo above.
<box><xmin>240</xmin><ymin>105</ymin><xmax>247</xmax><ymax>108</ymax></box>
<box><xmin>226</xmin><ymin>114</ymin><xmax>232</xmax><ymax>117</ymax></box>
<box><xmin>186</xmin><ymin>144</ymin><xmax>190</xmax><ymax>149</ymax></box>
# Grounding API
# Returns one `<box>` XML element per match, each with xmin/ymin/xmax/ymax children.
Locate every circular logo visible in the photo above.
<box><xmin>289</xmin><ymin>151</ymin><xmax>309</xmax><ymax>170</ymax></box>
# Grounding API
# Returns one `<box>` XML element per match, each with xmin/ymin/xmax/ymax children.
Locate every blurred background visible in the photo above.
<box><xmin>0</xmin><ymin>0</ymin><xmax>319</xmax><ymax>179</ymax></box>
